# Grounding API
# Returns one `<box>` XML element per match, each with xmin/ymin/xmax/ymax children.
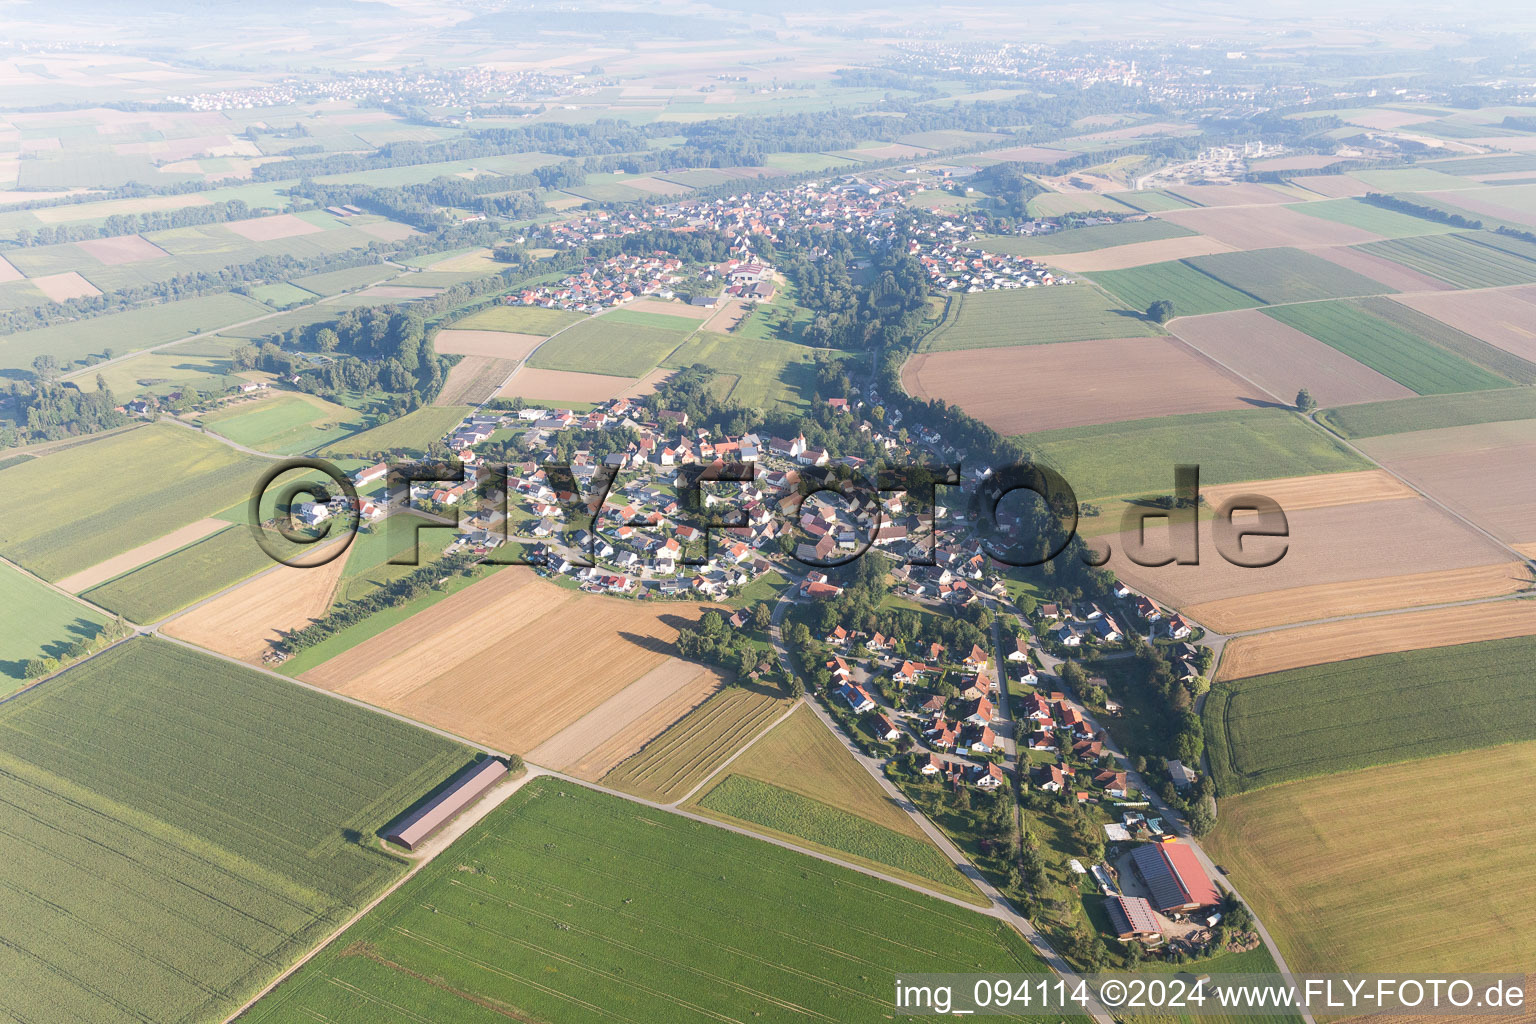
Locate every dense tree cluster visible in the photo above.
<box><xmin>7</xmin><ymin>375</ymin><xmax>127</xmax><ymax>443</ymax></box>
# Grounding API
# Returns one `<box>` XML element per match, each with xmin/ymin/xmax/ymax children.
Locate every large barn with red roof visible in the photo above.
<box><xmin>1129</xmin><ymin>840</ymin><xmax>1221</xmax><ymax>913</ymax></box>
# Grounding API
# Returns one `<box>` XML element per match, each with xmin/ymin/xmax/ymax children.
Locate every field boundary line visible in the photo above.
<box><xmin>669</xmin><ymin>695</ymin><xmax>803</xmax><ymax>805</ymax></box>
<box><xmin>221</xmin><ymin>766</ymin><xmax>539</xmax><ymax>1023</ymax></box>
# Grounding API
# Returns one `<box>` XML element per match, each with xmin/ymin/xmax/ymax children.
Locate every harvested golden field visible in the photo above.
<box><xmin>1112</xmin><ymin>497</ymin><xmax>1520</xmax><ymax>632</ymax></box>
<box><xmin>431</xmin><ymin>328</ymin><xmax>546</xmax><ymax>359</ymax></box>
<box><xmin>302</xmin><ymin>566</ymin><xmax>724</xmax><ymax>755</ymax></box>
<box><xmin>1161</xmin><ymin>203</ymin><xmax>1382</xmax><ymax>249</ymax></box>
<box><xmin>1046</xmin><ymin>234</ymin><xmax>1236</xmax><ymax>272</ymax></box>
<box><xmin>1390</xmin><ymin>286</ymin><xmax>1536</xmax><ymax>363</ymax></box>
<box><xmin>1303</xmin><ymin>244</ymin><xmax>1454</xmax><ymax>292</ymax></box>
<box><xmin>497</xmin><ymin>366</ymin><xmax>636</xmax><ymax>403</ymax></box>
<box><xmin>1201</xmin><ymin>470</ymin><xmax>1416</xmax><ymax>514</ymax></box>
<box><xmin>616</xmin><ymin>366</ymin><xmax>675</xmax><ymax>400</ymax></box>
<box><xmin>433</xmin><ymin>354</ymin><xmax>515</xmax><ymax>406</ymax></box>
<box><xmin>0</xmin><ymin>255</ymin><xmax>20</xmax><ymax>282</ymax></box>
<box><xmin>1204</xmin><ymin>743</ymin><xmax>1536</xmax><ymax>975</ymax></box>
<box><xmin>1217</xmin><ymin>598</ymin><xmax>1536</xmax><ymax>680</ymax></box>
<box><xmin>1359</xmin><ymin>418</ymin><xmax>1536</xmax><ymax>546</ymax></box>
<box><xmin>56</xmin><ymin>517</ymin><xmax>226</xmax><ymax>593</ymax></box>
<box><xmin>1170</xmin><ymin>308</ymin><xmax>1415</xmax><ymax>408</ymax></box>
<box><xmin>1186</xmin><ymin>562</ymin><xmax>1531</xmax><ymax>634</ymax></box>
<box><xmin>529</xmin><ymin>658</ymin><xmax>727</xmax><ymax>779</ymax></box>
<box><xmin>160</xmin><ymin>544</ymin><xmax>352</xmax><ymax>662</ymax></box>
<box><xmin>693</xmin><ymin>705</ymin><xmax>921</xmax><ymax>836</ymax></box>
<box><xmin>901</xmin><ymin>336</ymin><xmax>1262</xmax><ymax>434</ymax></box>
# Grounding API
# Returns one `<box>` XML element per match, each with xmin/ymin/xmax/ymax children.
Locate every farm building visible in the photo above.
<box><xmin>384</xmin><ymin>757</ymin><xmax>509</xmax><ymax>851</ymax></box>
<box><xmin>1129</xmin><ymin>840</ymin><xmax>1221</xmax><ymax>914</ymax></box>
<box><xmin>1105</xmin><ymin>894</ymin><xmax>1162</xmax><ymax>940</ymax></box>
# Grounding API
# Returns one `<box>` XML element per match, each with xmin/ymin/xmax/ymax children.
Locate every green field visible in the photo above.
<box><xmin>198</xmin><ymin>392</ymin><xmax>365</xmax><ymax>454</ymax></box>
<box><xmin>1204</xmin><ymin>633</ymin><xmax>1536</xmax><ymax>794</ymax></box>
<box><xmin>0</xmin><ymin>561</ymin><xmax>109</xmax><ymax>683</ymax></box>
<box><xmin>452</xmin><ymin>304</ymin><xmax>588</xmax><ymax>335</ymax></box>
<box><xmin>242</xmin><ymin>778</ymin><xmax>1065</xmax><ymax>1024</ymax></box>
<box><xmin>919</xmin><ymin>284</ymin><xmax>1161</xmax><ymax>351</ymax></box>
<box><xmin>1205</xmin><ymin>743</ymin><xmax>1536</xmax><ymax>976</ymax></box>
<box><xmin>0</xmin><ymin>637</ymin><xmax>469</xmax><ymax>1024</ymax></box>
<box><xmin>1354</xmin><ymin>231</ymin><xmax>1536</xmax><ymax>289</ymax></box>
<box><xmin>602</xmin><ymin>684</ymin><xmax>790</xmax><ymax>801</ymax></box>
<box><xmin>1185</xmin><ymin>247</ymin><xmax>1394</xmax><ymax>304</ymax></box>
<box><xmin>662</xmin><ymin>330</ymin><xmax>846</xmax><ymax>411</ymax></box>
<box><xmin>698</xmin><ymin>774</ymin><xmax>973</xmax><ymax>892</ymax></box>
<box><xmin>1020</xmin><ymin>407</ymin><xmax>1370</xmax><ymax>503</ymax></box>
<box><xmin>979</xmin><ymin>219</ymin><xmax>1195</xmax><ymax>256</ymax></box>
<box><xmin>9</xmin><ymin>293</ymin><xmax>271</xmax><ymax>374</ymax></box>
<box><xmin>1026</xmin><ymin>192</ymin><xmax>1138</xmax><ymax>217</ymax></box>
<box><xmin>1090</xmin><ymin>259</ymin><xmax>1262</xmax><ymax>318</ymax></box>
<box><xmin>1352</xmin><ymin>295</ymin><xmax>1536</xmax><ymax>385</ymax></box>
<box><xmin>80</xmin><ymin>525</ymin><xmax>276</xmax><ymax>623</ymax></box>
<box><xmin>249</xmin><ymin>281</ymin><xmax>318</xmax><ymax>306</ymax></box>
<box><xmin>1290</xmin><ymin>197</ymin><xmax>1461</xmax><ymax>237</ymax></box>
<box><xmin>1262</xmin><ymin>301</ymin><xmax>1508</xmax><ymax>395</ymax></box>
<box><xmin>1348</xmin><ymin>167</ymin><xmax>1472</xmax><ymax>192</ymax></box>
<box><xmin>290</xmin><ymin>264</ymin><xmax>396</xmax><ymax>295</ymax></box>
<box><xmin>528</xmin><ymin>313</ymin><xmax>693</xmax><ymax>377</ymax></box>
<box><xmin>320</xmin><ymin>404</ymin><xmax>471</xmax><ymax>457</ymax></box>
<box><xmin>1317</xmin><ymin>386</ymin><xmax>1536</xmax><ymax>439</ymax></box>
<box><xmin>0</xmin><ymin>424</ymin><xmax>268</xmax><ymax>581</ymax></box>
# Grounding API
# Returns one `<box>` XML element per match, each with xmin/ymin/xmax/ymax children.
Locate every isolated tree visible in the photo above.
<box><xmin>1185</xmin><ymin>803</ymin><xmax>1216</xmax><ymax>837</ymax></box>
<box><xmin>1295</xmin><ymin>387</ymin><xmax>1317</xmax><ymax>413</ymax></box>
<box><xmin>31</xmin><ymin>354</ymin><xmax>61</xmax><ymax>384</ymax></box>
<box><xmin>1146</xmin><ymin>299</ymin><xmax>1175</xmax><ymax>324</ymax></box>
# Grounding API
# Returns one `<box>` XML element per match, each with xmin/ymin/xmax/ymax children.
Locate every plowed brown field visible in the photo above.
<box><xmin>432</xmin><ymin>329</ymin><xmax>547</xmax><ymax>358</ymax></box>
<box><xmin>497</xmin><ymin>366</ymin><xmax>636</xmax><ymax>403</ymax></box>
<box><xmin>1112</xmin><ymin>497</ymin><xmax>1522</xmax><ymax>632</ymax></box>
<box><xmin>1217</xmin><ymin>598</ymin><xmax>1536</xmax><ymax>680</ymax></box>
<box><xmin>1390</xmin><ymin>286</ymin><xmax>1536</xmax><ymax>362</ymax></box>
<box><xmin>901</xmin><ymin>336</ymin><xmax>1262</xmax><ymax>434</ymax></box>
<box><xmin>1161</xmin><ymin>203</ymin><xmax>1382</xmax><ymax>249</ymax></box>
<box><xmin>1170</xmin><ymin>308</ymin><xmax>1414</xmax><ymax>407</ymax></box>
<box><xmin>1047</xmin><ymin>235</ymin><xmax>1237</xmax><ymax>272</ymax></box>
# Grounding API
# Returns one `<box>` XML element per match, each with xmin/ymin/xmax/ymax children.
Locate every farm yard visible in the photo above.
<box><xmin>1205</xmin><ymin>745</ymin><xmax>1536</xmax><ymax>978</ymax></box>
<box><xmin>1170</xmin><ymin>308</ymin><xmax>1414</xmax><ymax>407</ymax></box>
<box><xmin>0</xmin><ymin>424</ymin><xmax>267</xmax><ymax>582</ymax></box>
<box><xmin>0</xmin><ymin>637</ymin><xmax>469</xmax><ymax>1024</ymax></box>
<box><xmin>300</xmin><ymin>566</ymin><xmax>729</xmax><ymax>756</ymax></box>
<box><xmin>1089</xmin><ymin>259</ymin><xmax>1262</xmax><ymax>317</ymax></box>
<box><xmin>602</xmin><ymin>684</ymin><xmax>791</xmax><ymax>801</ymax></box>
<box><xmin>901</xmin><ymin>336</ymin><xmax>1263</xmax><ymax>435</ymax></box>
<box><xmin>1112</xmin><ymin>496</ymin><xmax>1519</xmax><ymax>632</ymax></box>
<box><xmin>1358</xmin><ymin>418</ymin><xmax>1536</xmax><ymax>547</ymax></box>
<box><xmin>241</xmin><ymin>778</ymin><xmax>1062</xmax><ymax>1024</ymax></box>
<box><xmin>1262</xmin><ymin>301</ymin><xmax>1511</xmax><ymax>395</ymax></box>
<box><xmin>1216</xmin><ymin>598</ymin><xmax>1536</xmax><ymax>681</ymax></box>
<box><xmin>918</xmin><ymin>284</ymin><xmax>1160</xmax><ymax>351</ymax></box>
<box><xmin>1204</xmin><ymin>634</ymin><xmax>1536</xmax><ymax>794</ymax></box>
